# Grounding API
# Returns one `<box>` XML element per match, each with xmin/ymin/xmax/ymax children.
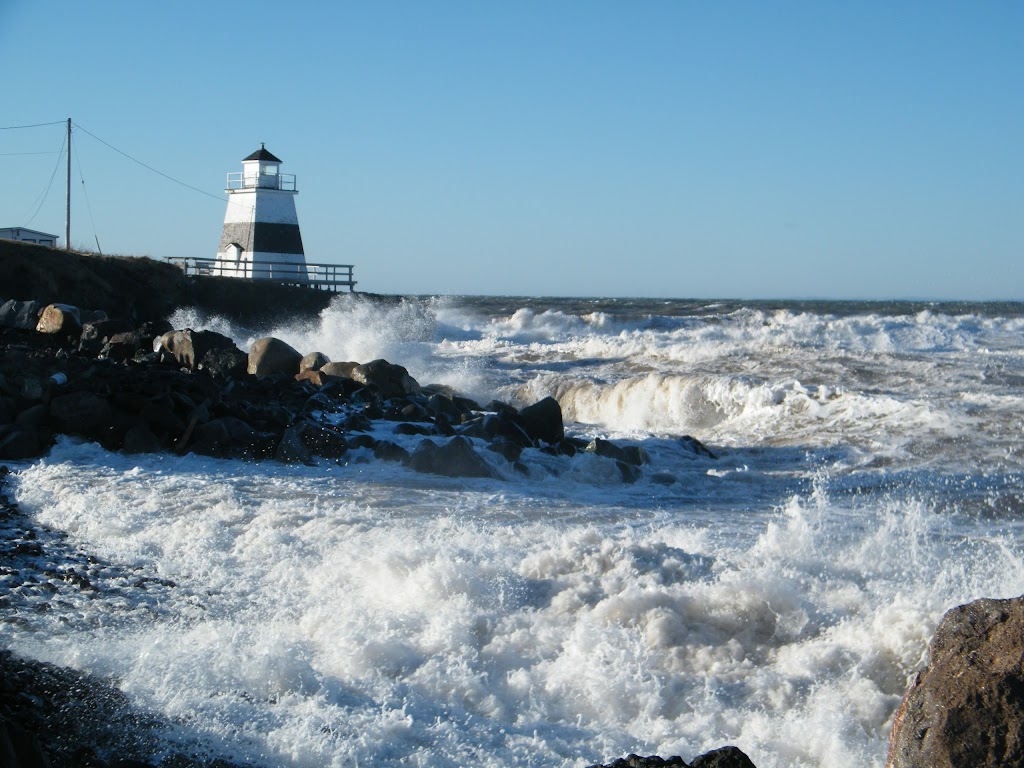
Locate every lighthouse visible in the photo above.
<box><xmin>215</xmin><ymin>145</ymin><xmax>307</xmax><ymax>281</ymax></box>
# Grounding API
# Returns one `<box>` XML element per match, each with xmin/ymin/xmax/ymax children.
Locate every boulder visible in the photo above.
<box><xmin>275</xmin><ymin>424</ymin><xmax>314</xmax><ymax>464</ymax></box>
<box><xmin>586</xmin><ymin>438</ymin><xmax>649</xmax><ymax>466</ymax></box>
<box><xmin>351</xmin><ymin>359</ymin><xmax>422</xmax><ymax>399</ymax></box>
<box><xmin>320</xmin><ymin>361</ymin><xmax>359</xmax><ymax>379</ymax></box>
<box><xmin>187</xmin><ymin>417</ymin><xmax>258</xmax><ymax>458</ymax></box>
<box><xmin>121</xmin><ymin>423</ymin><xmax>163</xmax><ymax>454</ymax></box>
<box><xmin>690</xmin><ymin>747</ymin><xmax>758</xmax><ymax>768</ymax></box>
<box><xmin>49</xmin><ymin>392</ymin><xmax>114</xmax><ymax>437</ymax></box>
<box><xmin>299</xmin><ymin>351</ymin><xmax>330</xmax><ymax>373</ymax></box>
<box><xmin>0</xmin><ymin>430</ymin><xmax>46</xmax><ymax>460</ymax></box>
<box><xmin>160</xmin><ymin>329</ymin><xmax>241</xmax><ymax>371</ymax></box>
<box><xmin>0</xmin><ymin>299</ymin><xmax>43</xmax><ymax>330</ymax></box>
<box><xmin>199</xmin><ymin>345</ymin><xmax>248</xmax><ymax>378</ymax></box>
<box><xmin>35</xmin><ymin>303</ymin><xmax>82</xmax><ymax>335</ymax></box>
<box><xmin>586</xmin><ymin>747</ymin><xmax>756</xmax><ymax>768</ymax></box>
<box><xmin>680</xmin><ymin>435</ymin><xmax>717</xmax><ymax>459</ymax></box>
<box><xmin>404</xmin><ymin>436</ymin><xmax>496</xmax><ymax>479</ymax></box>
<box><xmin>248</xmin><ymin>337</ymin><xmax>303</xmax><ymax>378</ymax></box>
<box><xmin>887</xmin><ymin>595</ymin><xmax>1024</xmax><ymax>768</ymax></box>
<box><xmin>517</xmin><ymin>396</ymin><xmax>564</xmax><ymax>445</ymax></box>
<box><xmin>295</xmin><ymin>369</ymin><xmax>343</xmax><ymax>388</ymax></box>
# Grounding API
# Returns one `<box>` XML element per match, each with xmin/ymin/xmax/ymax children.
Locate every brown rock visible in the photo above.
<box><xmin>299</xmin><ymin>351</ymin><xmax>330</xmax><ymax>373</ymax></box>
<box><xmin>887</xmin><ymin>595</ymin><xmax>1024</xmax><ymax>767</ymax></box>
<box><xmin>351</xmin><ymin>358</ymin><xmax>421</xmax><ymax>399</ymax></box>
<box><xmin>320</xmin><ymin>361</ymin><xmax>359</xmax><ymax>379</ymax></box>
<box><xmin>35</xmin><ymin>303</ymin><xmax>82</xmax><ymax>335</ymax></box>
<box><xmin>247</xmin><ymin>337</ymin><xmax>303</xmax><ymax>378</ymax></box>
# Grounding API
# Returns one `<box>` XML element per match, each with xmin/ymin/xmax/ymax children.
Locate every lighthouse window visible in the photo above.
<box><xmin>262</xmin><ymin>165</ymin><xmax>278</xmax><ymax>175</ymax></box>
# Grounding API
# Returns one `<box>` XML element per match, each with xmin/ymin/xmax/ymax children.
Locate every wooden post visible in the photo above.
<box><xmin>65</xmin><ymin>118</ymin><xmax>71</xmax><ymax>251</ymax></box>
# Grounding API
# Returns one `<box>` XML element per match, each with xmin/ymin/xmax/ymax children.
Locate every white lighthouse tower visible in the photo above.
<box><xmin>215</xmin><ymin>145</ymin><xmax>307</xmax><ymax>281</ymax></box>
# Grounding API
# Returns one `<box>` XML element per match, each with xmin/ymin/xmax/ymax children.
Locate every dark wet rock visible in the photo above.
<box><xmin>517</xmin><ymin>396</ymin><xmax>564</xmax><ymax>445</ymax></box>
<box><xmin>487</xmin><ymin>437</ymin><xmax>524</xmax><ymax>463</ymax></box>
<box><xmin>374</xmin><ymin>440</ymin><xmax>410</xmax><ymax>462</ymax></box>
<box><xmin>405</xmin><ymin>436</ymin><xmax>497</xmax><ymax>479</ymax></box>
<box><xmin>299</xmin><ymin>351</ymin><xmax>330</xmax><ymax>373</ymax></box>
<box><xmin>394</xmin><ymin>422</ymin><xmax>434</xmax><ymax>436</ymax></box>
<box><xmin>346</xmin><ymin>434</ymin><xmax>378</xmax><ymax>450</ymax></box>
<box><xmin>198</xmin><ymin>345</ymin><xmax>247</xmax><ymax>379</ymax></box>
<box><xmin>49</xmin><ymin>392</ymin><xmax>114</xmax><ymax>437</ymax></box>
<box><xmin>586</xmin><ymin>438</ymin><xmax>649</xmax><ymax>466</ymax></box>
<box><xmin>690</xmin><ymin>747</ymin><xmax>758</xmax><ymax>768</ymax></box>
<box><xmin>484</xmin><ymin>412</ymin><xmax>535</xmax><ymax>447</ymax></box>
<box><xmin>187</xmin><ymin>417</ymin><xmax>258</xmax><ymax>458</ymax></box>
<box><xmin>650</xmin><ymin>471</ymin><xmax>678</xmax><ymax>485</ymax></box>
<box><xmin>616</xmin><ymin>460</ymin><xmax>642</xmax><ymax>483</ymax></box>
<box><xmin>100</xmin><ymin>331</ymin><xmax>144</xmax><ymax>362</ymax></box>
<box><xmin>351</xmin><ymin>359</ymin><xmax>421</xmax><ymax>399</ymax></box>
<box><xmin>586</xmin><ymin>746</ymin><xmax>756</xmax><ymax>768</ymax></box>
<box><xmin>483</xmin><ymin>399</ymin><xmax>517</xmax><ymax>417</ymax></box>
<box><xmin>0</xmin><ymin>429</ymin><xmax>46</xmax><ymax>460</ymax></box>
<box><xmin>887</xmin><ymin>594</ymin><xmax>1024</xmax><ymax>768</ymax></box>
<box><xmin>275</xmin><ymin>424</ymin><xmax>314</xmax><ymax>464</ymax></box>
<box><xmin>680</xmin><ymin>435</ymin><xmax>717</xmax><ymax>459</ymax></box>
<box><xmin>35</xmin><ymin>304</ymin><xmax>82</xmax><ymax>336</ymax></box>
<box><xmin>160</xmin><ymin>329</ymin><xmax>241</xmax><ymax>373</ymax></box>
<box><xmin>15</xmin><ymin>404</ymin><xmax>49</xmax><ymax>430</ymax></box>
<box><xmin>298</xmin><ymin>422</ymin><xmax>348</xmax><ymax>459</ymax></box>
<box><xmin>586</xmin><ymin>754</ymin><xmax>687</xmax><ymax>768</ymax></box>
<box><xmin>121</xmin><ymin>423</ymin><xmax>163</xmax><ymax>454</ymax></box>
<box><xmin>0</xmin><ymin>299</ymin><xmax>44</xmax><ymax>330</ymax></box>
<box><xmin>247</xmin><ymin>337</ymin><xmax>303</xmax><ymax>379</ymax></box>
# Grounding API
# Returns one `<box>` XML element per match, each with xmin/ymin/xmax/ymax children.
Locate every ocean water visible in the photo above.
<box><xmin>5</xmin><ymin>296</ymin><xmax>1024</xmax><ymax>767</ymax></box>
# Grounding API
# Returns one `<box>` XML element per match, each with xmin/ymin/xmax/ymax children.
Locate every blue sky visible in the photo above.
<box><xmin>1</xmin><ymin>1</ymin><xmax>1021</xmax><ymax>299</ymax></box>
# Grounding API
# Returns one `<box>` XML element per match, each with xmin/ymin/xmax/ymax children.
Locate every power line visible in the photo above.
<box><xmin>73</xmin><ymin>121</ymin><xmax>226</xmax><ymax>203</ymax></box>
<box><xmin>0</xmin><ymin>120</ymin><xmax>66</xmax><ymax>130</ymax></box>
<box><xmin>25</xmin><ymin>132</ymin><xmax>67</xmax><ymax>226</ymax></box>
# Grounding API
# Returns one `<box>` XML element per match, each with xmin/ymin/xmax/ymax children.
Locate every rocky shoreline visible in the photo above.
<box><xmin>1</xmin><ymin>244</ymin><xmax>1021</xmax><ymax>767</ymax></box>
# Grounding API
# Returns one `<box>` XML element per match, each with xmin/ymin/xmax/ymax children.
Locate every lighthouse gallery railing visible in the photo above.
<box><xmin>166</xmin><ymin>257</ymin><xmax>356</xmax><ymax>292</ymax></box>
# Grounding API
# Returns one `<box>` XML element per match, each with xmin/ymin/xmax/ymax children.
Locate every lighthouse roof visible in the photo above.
<box><xmin>243</xmin><ymin>145</ymin><xmax>282</xmax><ymax>163</ymax></box>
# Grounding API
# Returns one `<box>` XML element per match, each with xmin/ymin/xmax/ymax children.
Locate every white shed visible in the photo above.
<box><xmin>0</xmin><ymin>227</ymin><xmax>60</xmax><ymax>248</ymax></box>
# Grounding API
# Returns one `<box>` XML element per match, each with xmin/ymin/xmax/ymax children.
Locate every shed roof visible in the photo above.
<box><xmin>243</xmin><ymin>144</ymin><xmax>282</xmax><ymax>163</ymax></box>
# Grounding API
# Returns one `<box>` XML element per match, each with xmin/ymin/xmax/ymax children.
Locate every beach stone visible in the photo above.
<box><xmin>0</xmin><ymin>430</ymin><xmax>46</xmax><ymax>460</ymax></box>
<box><xmin>275</xmin><ymin>424</ymin><xmax>314</xmax><ymax>464</ymax></box>
<box><xmin>121</xmin><ymin>423</ymin><xmax>163</xmax><ymax>454</ymax></box>
<box><xmin>35</xmin><ymin>303</ymin><xmax>82</xmax><ymax>335</ymax></box>
<box><xmin>100</xmin><ymin>331</ymin><xmax>143</xmax><ymax>361</ymax></box>
<box><xmin>299</xmin><ymin>351</ymin><xmax>330</xmax><ymax>373</ymax></box>
<box><xmin>49</xmin><ymin>392</ymin><xmax>113</xmax><ymax>436</ymax></box>
<box><xmin>188</xmin><ymin>417</ymin><xmax>257</xmax><ymax>458</ymax></box>
<box><xmin>0</xmin><ymin>299</ymin><xmax>43</xmax><ymax>330</ymax></box>
<box><xmin>887</xmin><ymin>595</ymin><xmax>1024</xmax><ymax>768</ymax></box>
<box><xmin>374</xmin><ymin>440</ymin><xmax>410</xmax><ymax>462</ymax></box>
<box><xmin>248</xmin><ymin>337</ymin><xmax>303</xmax><ymax>378</ymax></box>
<box><xmin>680</xmin><ymin>435</ymin><xmax>717</xmax><ymax>459</ymax></box>
<box><xmin>405</xmin><ymin>436</ymin><xmax>496</xmax><ymax>479</ymax></box>
<box><xmin>199</xmin><ymin>345</ymin><xmax>248</xmax><ymax>378</ymax></box>
<box><xmin>160</xmin><ymin>329</ymin><xmax>240</xmax><ymax>371</ymax></box>
<box><xmin>320</xmin><ymin>361</ymin><xmax>359</xmax><ymax>379</ymax></box>
<box><xmin>586</xmin><ymin>438</ymin><xmax>649</xmax><ymax>466</ymax></box>
<box><xmin>517</xmin><ymin>396</ymin><xmax>564</xmax><ymax>445</ymax></box>
<box><xmin>295</xmin><ymin>368</ymin><xmax>343</xmax><ymax>388</ymax></box>
<box><xmin>351</xmin><ymin>359</ymin><xmax>421</xmax><ymax>399</ymax></box>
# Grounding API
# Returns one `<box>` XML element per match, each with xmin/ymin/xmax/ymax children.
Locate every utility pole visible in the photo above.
<box><xmin>65</xmin><ymin>118</ymin><xmax>71</xmax><ymax>251</ymax></box>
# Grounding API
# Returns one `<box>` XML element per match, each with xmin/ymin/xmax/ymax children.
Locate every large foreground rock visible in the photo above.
<box><xmin>887</xmin><ymin>595</ymin><xmax>1024</xmax><ymax>767</ymax></box>
<box><xmin>248</xmin><ymin>336</ymin><xmax>303</xmax><ymax>378</ymax></box>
